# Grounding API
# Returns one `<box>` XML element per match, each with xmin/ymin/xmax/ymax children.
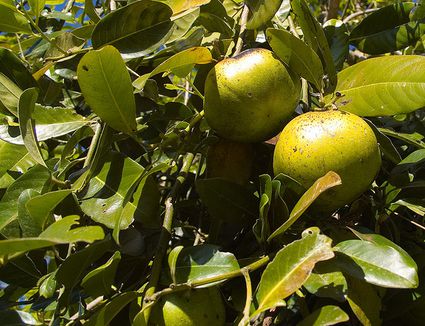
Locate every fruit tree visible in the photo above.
<box><xmin>0</xmin><ymin>0</ymin><xmax>424</xmax><ymax>325</ymax></box>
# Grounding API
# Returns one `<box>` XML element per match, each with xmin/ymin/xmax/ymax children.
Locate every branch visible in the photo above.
<box><xmin>233</xmin><ymin>4</ymin><xmax>250</xmax><ymax>57</ymax></box>
<box><xmin>342</xmin><ymin>8</ymin><xmax>379</xmax><ymax>24</ymax></box>
<box><xmin>325</xmin><ymin>0</ymin><xmax>341</xmax><ymax>22</ymax></box>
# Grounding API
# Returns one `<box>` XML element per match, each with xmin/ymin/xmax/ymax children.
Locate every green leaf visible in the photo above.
<box><xmin>324</xmin><ymin>19</ymin><xmax>349</xmax><ymax>71</ymax></box>
<box><xmin>350</xmin><ymin>3</ymin><xmax>424</xmax><ymax>54</ymax></box>
<box><xmin>157</xmin><ymin>0</ymin><xmax>211</xmax><ymax>14</ymax></box>
<box><xmin>253</xmin><ymin>228</ymin><xmax>334</xmax><ymax>315</ymax></box>
<box><xmin>0</xmin><ymin>48</ymin><xmax>37</xmax><ymax>91</ymax></box>
<box><xmin>17</xmin><ymin>189</ymin><xmax>41</xmax><ymax>237</ymax></box>
<box><xmin>0</xmin><ymin>140</ymin><xmax>27</xmax><ymax>179</ymax></box>
<box><xmin>18</xmin><ymin>88</ymin><xmax>46</xmax><ymax>167</ymax></box>
<box><xmin>39</xmin><ymin>272</ymin><xmax>57</xmax><ymax>298</ymax></box>
<box><xmin>133</xmin><ymin>46</ymin><xmax>213</xmax><ymax>90</ymax></box>
<box><xmin>166</xmin><ymin>7</ymin><xmax>200</xmax><ymax>44</ymax></box>
<box><xmin>26</xmin><ymin>190</ymin><xmax>73</xmax><ymax>230</ymax></box>
<box><xmin>0</xmin><ymin>104</ymin><xmax>88</xmax><ymax>145</ymax></box>
<box><xmin>346</xmin><ymin>276</ymin><xmax>382</xmax><ymax>326</ymax></box>
<box><xmin>291</xmin><ymin>0</ymin><xmax>336</xmax><ymax>93</ymax></box>
<box><xmin>324</xmin><ymin>55</ymin><xmax>425</xmax><ymax>116</ymax></box>
<box><xmin>84</xmin><ymin>0</ymin><xmax>100</xmax><ymax>23</ymax></box>
<box><xmin>0</xmin><ymin>152</ymin><xmax>38</xmax><ymax>189</ymax></box>
<box><xmin>0</xmin><ymin>165</ymin><xmax>50</xmax><ymax>233</ymax></box>
<box><xmin>365</xmin><ymin>120</ymin><xmax>402</xmax><ymax>164</ymax></box>
<box><xmin>0</xmin><ymin>310</ymin><xmax>41</xmax><ymax>325</ymax></box>
<box><xmin>246</xmin><ymin>0</ymin><xmax>283</xmax><ymax>30</ymax></box>
<box><xmin>56</xmin><ymin>238</ymin><xmax>112</xmax><ymax>292</ymax></box>
<box><xmin>394</xmin><ymin>199</ymin><xmax>425</xmax><ymax>216</ymax></box>
<box><xmin>0</xmin><ymin>4</ymin><xmax>32</xmax><ymax>34</ymax></box>
<box><xmin>28</xmin><ymin>0</ymin><xmax>46</xmax><ymax>19</ymax></box>
<box><xmin>303</xmin><ymin>259</ymin><xmax>348</xmax><ymax>302</ymax></box>
<box><xmin>85</xmin><ymin>292</ymin><xmax>138</xmax><ymax>326</ymax></box>
<box><xmin>334</xmin><ymin>239</ymin><xmax>419</xmax><ymax>288</ymax></box>
<box><xmin>91</xmin><ymin>1</ymin><xmax>174</xmax><ymax>59</ymax></box>
<box><xmin>380</xmin><ymin>128</ymin><xmax>425</xmax><ymax>149</ymax></box>
<box><xmin>79</xmin><ymin>152</ymin><xmax>146</xmax><ymax>230</ymax></box>
<box><xmin>0</xmin><ymin>215</ymin><xmax>104</xmax><ymax>256</ymax></box>
<box><xmin>0</xmin><ymin>72</ymin><xmax>23</xmax><ymax>115</ymax></box>
<box><xmin>171</xmin><ymin>244</ymin><xmax>240</xmax><ymax>286</ymax></box>
<box><xmin>168</xmin><ymin>245</ymin><xmax>184</xmax><ymax>284</ymax></box>
<box><xmin>266</xmin><ymin>28</ymin><xmax>324</xmax><ymax>90</ymax></box>
<box><xmin>196</xmin><ymin>178</ymin><xmax>258</xmax><ymax>224</ymax></box>
<box><xmin>268</xmin><ymin>171</ymin><xmax>341</xmax><ymax>242</ymax></box>
<box><xmin>297</xmin><ymin>305</ymin><xmax>349</xmax><ymax>326</ymax></box>
<box><xmin>77</xmin><ymin>46</ymin><xmax>136</xmax><ymax>134</ymax></box>
<box><xmin>82</xmin><ymin>251</ymin><xmax>121</xmax><ymax>297</ymax></box>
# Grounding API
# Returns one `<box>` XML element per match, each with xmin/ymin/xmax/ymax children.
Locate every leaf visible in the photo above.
<box><xmin>0</xmin><ymin>72</ymin><xmax>23</xmax><ymax>115</ymax></box>
<box><xmin>334</xmin><ymin>239</ymin><xmax>419</xmax><ymax>288</ymax></box>
<box><xmin>18</xmin><ymin>88</ymin><xmax>46</xmax><ymax>167</ymax></box>
<box><xmin>253</xmin><ymin>228</ymin><xmax>334</xmax><ymax>316</ymax></box>
<box><xmin>0</xmin><ymin>4</ymin><xmax>32</xmax><ymax>34</ymax></box>
<box><xmin>346</xmin><ymin>276</ymin><xmax>382</xmax><ymax>326</ymax></box>
<box><xmin>0</xmin><ymin>152</ymin><xmax>38</xmax><ymax>189</ymax></box>
<box><xmin>0</xmin><ymin>48</ymin><xmax>37</xmax><ymax>91</ymax></box>
<box><xmin>82</xmin><ymin>251</ymin><xmax>121</xmax><ymax>297</ymax></box>
<box><xmin>0</xmin><ymin>215</ymin><xmax>104</xmax><ymax>256</ymax></box>
<box><xmin>28</xmin><ymin>0</ymin><xmax>45</xmax><ymax>20</ymax></box>
<box><xmin>0</xmin><ymin>165</ymin><xmax>50</xmax><ymax>234</ymax></box>
<box><xmin>291</xmin><ymin>0</ymin><xmax>336</xmax><ymax>93</ymax></box>
<box><xmin>350</xmin><ymin>3</ymin><xmax>424</xmax><ymax>54</ymax></box>
<box><xmin>394</xmin><ymin>199</ymin><xmax>425</xmax><ymax>216</ymax></box>
<box><xmin>268</xmin><ymin>171</ymin><xmax>341</xmax><ymax>242</ymax></box>
<box><xmin>79</xmin><ymin>152</ymin><xmax>145</xmax><ymax>230</ymax></box>
<box><xmin>85</xmin><ymin>292</ymin><xmax>138</xmax><ymax>326</ymax></box>
<box><xmin>168</xmin><ymin>245</ymin><xmax>184</xmax><ymax>284</ymax></box>
<box><xmin>0</xmin><ymin>310</ymin><xmax>41</xmax><ymax>325</ymax></box>
<box><xmin>77</xmin><ymin>46</ymin><xmax>136</xmax><ymax>134</ymax></box>
<box><xmin>166</xmin><ymin>7</ymin><xmax>200</xmax><ymax>44</ymax></box>
<box><xmin>297</xmin><ymin>305</ymin><xmax>349</xmax><ymax>326</ymax></box>
<box><xmin>324</xmin><ymin>55</ymin><xmax>425</xmax><ymax>116</ymax></box>
<box><xmin>0</xmin><ymin>140</ymin><xmax>27</xmax><ymax>179</ymax></box>
<box><xmin>133</xmin><ymin>47</ymin><xmax>213</xmax><ymax>90</ymax></box>
<box><xmin>171</xmin><ymin>244</ymin><xmax>240</xmax><ymax>286</ymax></box>
<box><xmin>91</xmin><ymin>1</ymin><xmax>174</xmax><ymax>59</ymax></box>
<box><xmin>365</xmin><ymin>120</ymin><xmax>402</xmax><ymax>164</ymax></box>
<box><xmin>196</xmin><ymin>178</ymin><xmax>258</xmax><ymax>224</ymax></box>
<box><xmin>26</xmin><ymin>190</ymin><xmax>73</xmax><ymax>230</ymax></box>
<box><xmin>246</xmin><ymin>0</ymin><xmax>283</xmax><ymax>30</ymax></box>
<box><xmin>303</xmin><ymin>259</ymin><xmax>348</xmax><ymax>302</ymax></box>
<box><xmin>267</xmin><ymin>28</ymin><xmax>324</xmax><ymax>90</ymax></box>
<box><xmin>380</xmin><ymin>128</ymin><xmax>425</xmax><ymax>149</ymax></box>
<box><xmin>157</xmin><ymin>0</ymin><xmax>210</xmax><ymax>14</ymax></box>
<box><xmin>324</xmin><ymin>19</ymin><xmax>349</xmax><ymax>71</ymax></box>
<box><xmin>17</xmin><ymin>189</ymin><xmax>41</xmax><ymax>237</ymax></box>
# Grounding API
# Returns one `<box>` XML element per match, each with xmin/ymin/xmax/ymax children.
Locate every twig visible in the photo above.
<box><xmin>342</xmin><ymin>8</ymin><xmax>379</xmax><ymax>24</ymax></box>
<box><xmin>233</xmin><ymin>4</ymin><xmax>250</xmax><ymax>57</ymax></box>
<box><xmin>239</xmin><ymin>268</ymin><xmax>253</xmax><ymax>326</ymax></box>
<box><xmin>83</xmin><ymin>122</ymin><xmax>102</xmax><ymax>168</ymax></box>
<box><xmin>325</xmin><ymin>0</ymin><xmax>341</xmax><ymax>22</ymax></box>
<box><xmin>68</xmin><ymin>296</ymin><xmax>105</xmax><ymax>322</ymax></box>
<box><xmin>138</xmin><ymin>152</ymin><xmax>195</xmax><ymax>324</ymax></box>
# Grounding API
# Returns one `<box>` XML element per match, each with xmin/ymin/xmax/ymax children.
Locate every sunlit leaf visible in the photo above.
<box><xmin>325</xmin><ymin>55</ymin><xmax>425</xmax><ymax>116</ymax></box>
<box><xmin>253</xmin><ymin>228</ymin><xmax>334</xmax><ymax>315</ymax></box>
<box><xmin>298</xmin><ymin>305</ymin><xmax>349</xmax><ymax>326</ymax></box>
<box><xmin>77</xmin><ymin>46</ymin><xmax>136</xmax><ymax>134</ymax></box>
<box><xmin>246</xmin><ymin>0</ymin><xmax>283</xmax><ymax>30</ymax></box>
<box><xmin>0</xmin><ymin>4</ymin><xmax>32</xmax><ymax>34</ymax></box>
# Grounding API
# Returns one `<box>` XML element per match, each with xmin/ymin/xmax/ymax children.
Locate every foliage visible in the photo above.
<box><xmin>0</xmin><ymin>0</ymin><xmax>424</xmax><ymax>325</ymax></box>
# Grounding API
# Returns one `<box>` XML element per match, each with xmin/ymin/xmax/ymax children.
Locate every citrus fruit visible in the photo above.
<box><xmin>273</xmin><ymin>110</ymin><xmax>381</xmax><ymax>211</ymax></box>
<box><xmin>204</xmin><ymin>48</ymin><xmax>301</xmax><ymax>143</ymax></box>
<box><xmin>150</xmin><ymin>287</ymin><xmax>225</xmax><ymax>326</ymax></box>
<box><xmin>206</xmin><ymin>138</ymin><xmax>254</xmax><ymax>185</ymax></box>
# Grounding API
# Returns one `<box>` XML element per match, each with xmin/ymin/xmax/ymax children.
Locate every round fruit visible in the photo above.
<box><xmin>273</xmin><ymin>110</ymin><xmax>381</xmax><ymax>211</ymax></box>
<box><xmin>207</xmin><ymin>138</ymin><xmax>254</xmax><ymax>185</ymax></box>
<box><xmin>150</xmin><ymin>287</ymin><xmax>225</xmax><ymax>326</ymax></box>
<box><xmin>204</xmin><ymin>48</ymin><xmax>301</xmax><ymax>143</ymax></box>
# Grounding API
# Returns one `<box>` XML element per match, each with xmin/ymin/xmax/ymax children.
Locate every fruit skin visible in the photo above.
<box><xmin>207</xmin><ymin>138</ymin><xmax>254</xmax><ymax>185</ymax></box>
<box><xmin>150</xmin><ymin>287</ymin><xmax>225</xmax><ymax>326</ymax></box>
<box><xmin>273</xmin><ymin>110</ymin><xmax>381</xmax><ymax>211</ymax></box>
<box><xmin>204</xmin><ymin>48</ymin><xmax>301</xmax><ymax>143</ymax></box>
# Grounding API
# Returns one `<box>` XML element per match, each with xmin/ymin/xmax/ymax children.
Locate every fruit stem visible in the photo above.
<box><xmin>233</xmin><ymin>4</ymin><xmax>250</xmax><ymax>57</ymax></box>
<box><xmin>138</xmin><ymin>152</ymin><xmax>195</xmax><ymax>324</ymax></box>
<box><xmin>145</xmin><ymin>255</ymin><xmax>270</xmax><ymax>302</ymax></box>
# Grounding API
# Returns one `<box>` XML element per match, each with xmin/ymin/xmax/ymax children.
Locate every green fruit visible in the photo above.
<box><xmin>150</xmin><ymin>288</ymin><xmax>225</xmax><ymax>326</ymax></box>
<box><xmin>273</xmin><ymin>110</ymin><xmax>381</xmax><ymax>211</ymax></box>
<box><xmin>204</xmin><ymin>48</ymin><xmax>301</xmax><ymax>143</ymax></box>
<box><xmin>207</xmin><ymin>138</ymin><xmax>254</xmax><ymax>185</ymax></box>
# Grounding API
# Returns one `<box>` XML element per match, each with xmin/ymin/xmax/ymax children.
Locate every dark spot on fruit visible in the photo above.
<box><xmin>216</xmin><ymin>314</ymin><xmax>220</xmax><ymax>319</ymax></box>
<box><xmin>186</xmin><ymin>299</ymin><xmax>190</xmax><ymax>303</ymax></box>
<box><xmin>293</xmin><ymin>146</ymin><xmax>297</xmax><ymax>152</ymax></box>
<box><xmin>203</xmin><ymin>313</ymin><xmax>208</xmax><ymax>318</ymax></box>
<box><xmin>247</xmin><ymin>92</ymin><xmax>252</xmax><ymax>97</ymax></box>
<box><xmin>82</xmin><ymin>65</ymin><xmax>89</xmax><ymax>71</ymax></box>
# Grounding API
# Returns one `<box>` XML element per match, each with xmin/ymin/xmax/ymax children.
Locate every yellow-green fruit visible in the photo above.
<box><xmin>207</xmin><ymin>138</ymin><xmax>254</xmax><ymax>185</ymax></box>
<box><xmin>150</xmin><ymin>288</ymin><xmax>225</xmax><ymax>326</ymax></box>
<box><xmin>273</xmin><ymin>110</ymin><xmax>381</xmax><ymax>211</ymax></box>
<box><xmin>204</xmin><ymin>48</ymin><xmax>301</xmax><ymax>143</ymax></box>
